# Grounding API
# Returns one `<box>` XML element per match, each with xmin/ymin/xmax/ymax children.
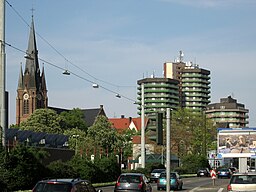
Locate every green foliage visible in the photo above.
<box><xmin>68</xmin><ymin>156</ymin><xmax>101</xmax><ymax>183</ymax></box>
<box><xmin>60</xmin><ymin>108</ymin><xmax>87</xmax><ymax>131</ymax></box>
<box><xmin>0</xmin><ymin>145</ymin><xmax>48</xmax><ymax>191</ymax></box>
<box><xmin>171</xmin><ymin>108</ymin><xmax>216</xmax><ymax>157</ymax></box>
<box><xmin>47</xmin><ymin>160</ymin><xmax>76</xmax><ymax>178</ymax></box>
<box><xmin>20</xmin><ymin>109</ymin><xmax>63</xmax><ymax>134</ymax></box>
<box><xmin>180</xmin><ymin>154</ymin><xmax>210</xmax><ymax>174</ymax></box>
<box><xmin>94</xmin><ymin>155</ymin><xmax>121</xmax><ymax>182</ymax></box>
<box><xmin>87</xmin><ymin>115</ymin><xmax>122</xmax><ymax>151</ymax></box>
<box><xmin>63</xmin><ymin>128</ymin><xmax>87</xmax><ymax>150</ymax></box>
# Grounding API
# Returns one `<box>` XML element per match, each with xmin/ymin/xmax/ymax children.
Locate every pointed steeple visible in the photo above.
<box><xmin>24</xmin><ymin>17</ymin><xmax>40</xmax><ymax>89</ymax></box>
<box><xmin>16</xmin><ymin>16</ymin><xmax>48</xmax><ymax>125</ymax></box>
<box><xmin>41</xmin><ymin>64</ymin><xmax>47</xmax><ymax>92</ymax></box>
<box><xmin>17</xmin><ymin>62</ymin><xmax>24</xmax><ymax>89</ymax></box>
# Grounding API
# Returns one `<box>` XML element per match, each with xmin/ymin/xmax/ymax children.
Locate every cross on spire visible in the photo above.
<box><xmin>30</xmin><ymin>7</ymin><xmax>35</xmax><ymax>18</ymax></box>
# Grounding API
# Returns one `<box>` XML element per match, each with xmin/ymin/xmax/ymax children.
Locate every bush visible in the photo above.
<box><xmin>0</xmin><ymin>145</ymin><xmax>48</xmax><ymax>191</ymax></box>
<box><xmin>94</xmin><ymin>155</ymin><xmax>121</xmax><ymax>182</ymax></box>
<box><xmin>47</xmin><ymin>160</ymin><xmax>76</xmax><ymax>178</ymax></box>
<box><xmin>180</xmin><ymin>154</ymin><xmax>210</xmax><ymax>174</ymax></box>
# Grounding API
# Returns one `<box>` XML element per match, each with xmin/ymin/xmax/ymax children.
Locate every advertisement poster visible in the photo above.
<box><xmin>218</xmin><ymin>129</ymin><xmax>256</xmax><ymax>157</ymax></box>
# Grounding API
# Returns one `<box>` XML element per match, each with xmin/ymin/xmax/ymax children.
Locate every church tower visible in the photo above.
<box><xmin>16</xmin><ymin>18</ymin><xmax>48</xmax><ymax>125</ymax></box>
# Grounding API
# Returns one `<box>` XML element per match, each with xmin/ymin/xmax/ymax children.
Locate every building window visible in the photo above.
<box><xmin>23</xmin><ymin>100</ymin><xmax>29</xmax><ymax>114</ymax></box>
<box><xmin>220</xmin><ymin>106</ymin><xmax>225</xmax><ymax>109</ymax></box>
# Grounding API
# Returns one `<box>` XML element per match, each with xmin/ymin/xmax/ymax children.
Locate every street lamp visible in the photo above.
<box><xmin>72</xmin><ymin>134</ymin><xmax>79</xmax><ymax>155</ymax></box>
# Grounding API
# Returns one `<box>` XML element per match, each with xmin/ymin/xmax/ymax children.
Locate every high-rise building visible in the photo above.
<box><xmin>16</xmin><ymin>18</ymin><xmax>48</xmax><ymax>125</ymax></box>
<box><xmin>163</xmin><ymin>53</ymin><xmax>211</xmax><ymax>111</ymax></box>
<box><xmin>181</xmin><ymin>62</ymin><xmax>211</xmax><ymax>111</ymax></box>
<box><xmin>137</xmin><ymin>77</ymin><xmax>179</xmax><ymax>115</ymax></box>
<box><xmin>206</xmin><ymin>96</ymin><xmax>249</xmax><ymax>128</ymax></box>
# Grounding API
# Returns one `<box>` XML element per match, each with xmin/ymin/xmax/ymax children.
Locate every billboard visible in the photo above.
<box><xmin>218</xmin><ymin>128</ymin><xmax>256</xmax><ymax>158</ymax></box>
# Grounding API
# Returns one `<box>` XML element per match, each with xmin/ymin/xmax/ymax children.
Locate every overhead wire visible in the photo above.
<box><xmin>4</xmin><ymin>0</ymin><xmax>137</xmax><ymax>103</ymax></box>
<box><xmin>5</xmin><ymin>0</ymin><xmax>134</xmax><ymax>89</ymax></box>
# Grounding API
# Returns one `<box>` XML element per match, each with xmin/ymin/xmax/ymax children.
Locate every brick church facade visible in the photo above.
<box><xmin>16</xmin><ymin>18</ymin><xmax>48</xmax><ymax>125</ymax></box>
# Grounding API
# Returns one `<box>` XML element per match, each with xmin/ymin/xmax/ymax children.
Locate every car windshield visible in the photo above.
<box><xmin>152</xmin><ymin>169</ymin><xmax>165</xmax><ymax>173</ymax></box>
<box><xmin>219</xmin><ymin>168</ymin><xmax>229</xmax><ymax>171</ymax></box>
<box><xmin>231</xmin><ymin>175</ymin><xmax>256</xmax><ymax>184</ymax></box>
<box><xmin>119</xmin><ymin>175</ymin><xmax>141</xmax><ymax>183</ymax></box>
<box><xmin>160</xmin><ymin>173</ymin><xmax>177</xmax><ymax>179</ymax></box>
<box><xmin>33</xmin><ymin>182</ymin><xmax>72</xmax><ymax>192</ymax></box>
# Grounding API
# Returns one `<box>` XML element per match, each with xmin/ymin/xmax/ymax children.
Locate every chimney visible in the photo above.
<box><xmin>121</xmin><ymin>115</ymin><xmax>125</xmax><ymax>118</ymax></box>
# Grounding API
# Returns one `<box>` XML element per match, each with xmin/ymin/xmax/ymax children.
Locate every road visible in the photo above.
<box><xmin>97</xmin><ymin>177</ymin><xmax>230</xmax><ymax>192</ymax></box>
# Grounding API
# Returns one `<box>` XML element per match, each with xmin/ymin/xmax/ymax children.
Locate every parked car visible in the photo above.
<box><xmin>227</xmin><ymin>172</ymin><xmax>256</xmax><ymax>191</ymax></box>
<box><xmin>229</xmin><ymin>167</ymin><xmax>238</xmax><ymax>174</ymax></box>
<box><xmin>114</xmin><ymin>173</ymin><xmax>152</xmax><ymax>192</ymax></box>
<box><xmin>150</xmin><ymin>169</ymin><xmax>166</xmax><ymax>183</ymax></box>
<box><xmin>197</xmin><ymin>168</ymin><xmax>210</xmax><ymax>177</ymax></box>
<box><xmin>217</xmin><ymin>168</ymin><xmax>232</xmax><ymax>179</ymax></box>
<box><xmin>32</xmin><ymin>178</ymin><xmax>102</xmax><ymax>192</ymax></box>
<box><xmin>157</xmin><ymin>172</ymin><xmax>183</xmax><ymax>190</ymax></box>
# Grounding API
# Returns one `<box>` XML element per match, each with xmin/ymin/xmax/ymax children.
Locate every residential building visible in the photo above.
<box><xmin>164</xmin><ymin>61</ymin><xmax>185</xmax><ymax>106</ymax></box>
<box><xmin>137</xmin><ymin>77</ymin><xmax>179</xmax><ymax>115</ymax></box>
<box><xmin>49</xmin><ymin>105</ymin><xmax>107</xmax><ymax>127</ymax></box>
<box><xmin>109</xmin><ymin>115</ymin><xmax>145</xmax><ymax>133</ymax></box>
<box><xmin>206</xmin><ymin>96</ymin><xmax>249</xmax><ymax>128</ymax></box>
<box><xmin>163</xmin><ymin>52</ymin><xmax>211</xmax><ymax>111</ymax></box>
<box><xmin>181</xmin><ymin>62</ymin><xmax>211</xmax><ymax>111</ymax></box>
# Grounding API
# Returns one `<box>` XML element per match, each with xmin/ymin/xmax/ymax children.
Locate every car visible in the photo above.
<box><xmin>150</xmin><ymin>169</ymin><xmax>166</xmax><ymax>183</ymax></box>
<box><xmin>32</xmin><ymin>178</ymin><xmax>102</xmax><ymax>192</ymax></box>
<box><xmin>229</xmin><ymin>167</ymin><xmax>238</xmax><ymax>174</ymax></box>
<box><xmin>114</xmin><ymin>173</ymin><xmax>152</xmax><ymax>192</ymax></box>
<box><xmin>217</xmin><ymin>168</ymin><xmax>232</xmax><ymax>179</ymax></box>
<box><xmin>227</xmin><ymin>172</ymin><xmax>256</xmax><ymax>191</ymax></box>
<box><xmin>197</xmin><ymin>168</ymin><xmax>210</xmax><ymax>177</ymax></box>
<box><xmin>157</xmin><ymin>172</ymin><xmax>183</xmax><ymax>190</ymax></box>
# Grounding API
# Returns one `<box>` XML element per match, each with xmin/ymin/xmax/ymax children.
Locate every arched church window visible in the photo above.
<box><xmin>23</xmin><ymin>100</ymin><xmax>29</xmax><ymax>114</ymax></box>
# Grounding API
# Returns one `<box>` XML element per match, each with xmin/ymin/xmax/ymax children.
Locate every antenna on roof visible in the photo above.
<box><xmin>179</xmin><ymin>50</ymin><xmax>184</xmax><ymax>62</ymax></box>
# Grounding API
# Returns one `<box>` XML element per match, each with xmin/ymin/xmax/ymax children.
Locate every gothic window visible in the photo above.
<box><xmin>23</xmin><ymin>100</ymin><xmax>29</xmax><ymax>114</ymax></box>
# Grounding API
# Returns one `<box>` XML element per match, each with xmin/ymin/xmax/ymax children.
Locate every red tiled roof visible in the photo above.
<box><xmin>108</xmin><ymin>118</ymin><xmax>131</xmax><ymax>132</ymax></box>
<box><xmin>131</xmin><ymin>117</ymin><xmax>148</xmax><ymax>131</ymax></box>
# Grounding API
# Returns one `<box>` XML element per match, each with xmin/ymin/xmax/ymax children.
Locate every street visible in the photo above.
<box><xmin>97</xmin><ymin>177</ymin><xmax>230</xmax><ymax>192</ymax></box>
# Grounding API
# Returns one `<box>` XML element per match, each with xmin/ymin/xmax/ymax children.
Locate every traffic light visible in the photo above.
<box><xmin>156</xmin><ymin>112</ymin><xmax>163</xmax><ymax>145</ymax></box>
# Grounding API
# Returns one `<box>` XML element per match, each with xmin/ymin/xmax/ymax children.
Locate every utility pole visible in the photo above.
<box><xmin>141</xmin><ymin>83</ymin><xmax>145</xmax><ymax>168</ymax></box>
<box><xmin>166</xmin><ymin>108</ymin><xmax>171</xmax><ymax>192</ymax></box>
<box><xmin>0</xmin><ymin>0</ymin><xmax>6</xmax><ymax>148</ymax></box>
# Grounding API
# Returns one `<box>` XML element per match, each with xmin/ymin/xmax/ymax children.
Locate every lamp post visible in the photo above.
<box><xmin>140</xmin><ymin>83</ymin><xmax>145</xmax><ymax>168</ymax></box>
<box><xmin>166</xmin><ymin>108</ymin><xmax>171</xmax><ymax>192</ymax></box>
<box><xmin>203</xmin><ymin>110</ymin><xmax>207</xmax><ymax>157</ymax></box>
<box><xmin>72</xmin><ymin>134</ymin><xmax>79</xmax><ymax>155</ymax></box>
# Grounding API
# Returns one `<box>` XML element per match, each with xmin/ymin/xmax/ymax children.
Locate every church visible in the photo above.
<box><xmin>16</xmin><ymin>18</ymin><xmax>106</xmax><ymax>126</ymax></box>
<box><xmin>16</xmin><ymin>18</ymin><xmax>47</xmax><ymax>125</ymax></box>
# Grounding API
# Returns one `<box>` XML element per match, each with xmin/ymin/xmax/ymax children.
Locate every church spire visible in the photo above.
<box><xmin>16</xmin><ymin>17</ymin><xmax>48</xmax><ymax>125</ymax></box>
<box><xmin>17</xmin><ymin>62</ymin><xmax>24</xmax><ymax>89</ymax></box>
<box><xmin>24</xmin><ymin>17</ymin><xmax>40</xmax><ymax>89</ymax></box>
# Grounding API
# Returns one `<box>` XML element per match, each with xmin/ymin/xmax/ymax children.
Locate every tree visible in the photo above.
<box><xmin>60</xmin><ymin>108</ymin><xmax>87</xmax><ymax>131</ymax></box>
<box><xmin>0</xmin><ymin>145</ymin><xmax>48</xmax><ymax>191</ymax></box>
<box><xmin>19</xmin><ymin>108</ymin><xmax>63</xmax><ymax>134</ymax></box>
<box><xmin>180</xmin><ymin>154</ymin><xmax>210</xmax><ymax>173</ymax></box>
<box><xmin>171</xmin><ymin>108</ymin><xmax>216</xmax><ymax>157</ymax></box>
<box><xmin>86</xmin><ymin>115</ymin><xmax>123</xmax><ymax>152</ymax></box>
<box><xmin>63</xmin><ymin>128</ymin><xmax>87</xmax><ymax>151</ymax></box>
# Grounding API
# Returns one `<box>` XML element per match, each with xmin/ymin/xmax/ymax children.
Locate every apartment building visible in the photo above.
<box><xmin>137</xmin><ymin>77</ymin><xmax>179</xmax><ymax>115</ymax></box>
<box><xmin>206</xmin><ymin>96</ymin><xmax>249</xmax><ymax>128</ymax></box>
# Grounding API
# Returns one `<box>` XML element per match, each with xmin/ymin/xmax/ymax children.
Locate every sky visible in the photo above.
<box><xmin>3</xmin><ymin>0</ymin><xmax>256</xmax><ymax>126</ymax></box>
